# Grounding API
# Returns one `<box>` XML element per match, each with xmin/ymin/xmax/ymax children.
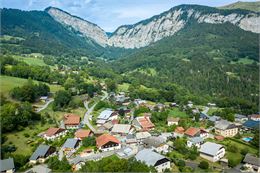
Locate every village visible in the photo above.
<box><xmin>1</xmin><ymin>90</ymin><xmax>259</xmax><ymax>173</ymax></box>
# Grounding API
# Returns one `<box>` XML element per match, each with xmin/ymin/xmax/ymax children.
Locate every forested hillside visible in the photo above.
<box><xmin>111</xmin><ymin>22</ymin><xmax>259</xmax><ymax>112</ymax></box>
<box><xmin>219</xmin><ymin>1</ymin><xmax>260</xmax><ymax>12</ymax></box>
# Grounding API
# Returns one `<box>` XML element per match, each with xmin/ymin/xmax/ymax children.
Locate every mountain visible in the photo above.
<box><xmin>45</xmin><ymin>5</ymin><xmax>260</xmax><ymax>49</ymax></box>
<box><xmin>219</xmin><ymin>1</ymin><xmax>260</xmax><ymax>12</ymax></box>
<box><xmin>1</xmin><ymin>8</ymin><xmax>107</xmax><ymax>57</ymax></box>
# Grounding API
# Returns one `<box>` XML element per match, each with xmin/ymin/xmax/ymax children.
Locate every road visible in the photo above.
<box><xmin>202</xmin><ymin>106</ymin><xmax>209</xmax><ymax>114</ymax></box>
<box><xmin>69</xmin><ymin>149</ymin><xmax>120</xmax><ymax>165</ymax></box>
<box><xmin>82</xmin><ymin>91</ymin><xmax>108</xmax><ymax>133</ymax></box>
<box><xmin>36</xmin><ymin>99</ymin><xmax>54</xmax><ymax>113</ymax></box>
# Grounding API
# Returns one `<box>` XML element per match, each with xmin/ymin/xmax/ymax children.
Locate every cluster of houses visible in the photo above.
<box><xmin>2</xmin><ymin>94</ymin><xmax>260</xmax><ymax>173</ymax></box>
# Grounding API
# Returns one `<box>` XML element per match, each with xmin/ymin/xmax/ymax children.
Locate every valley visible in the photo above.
<box><xmin>0</xmin><ymin>1</ymin><xmax>259</xmax><ymax>173</ymax></box>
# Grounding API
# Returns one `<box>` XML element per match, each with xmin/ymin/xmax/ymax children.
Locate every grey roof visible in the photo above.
<box><xmin>126</xmin><ymin>134</ymin><xmax>135</xmax><ymax>139</ymax></box>
<box><xmin>189</xmin><ymin>137</ymin><xmax>204</xmax><ymax>144</ymax></box>
<box><xmin>235</xmin><ymin>114</ymin><xmax>247</xmax><ymax>119</ymax></box>
<box><xmin>30</xmin><ymin>145</ymin><xmax>51</xmax><ymax>161</ymax></box>
<box><xmin>62</xmin><ymin>138</ymin><xmax>79</xmax><ymax>149</ymax></box>
<box><xmin>26</xmin><ymin>164</ymin><xmax>51</xmax><ymax>173</ymax></box>
<box><xmin>97</xmin><ymin>109</ymin><xmax>113</xmax><ymax>120</ymax></box>
<box><xmin>243</xmin><ymin>154</ymin><xmax>260</xmax><ymax>166</ymax></box>
<box><xmin>111</xmin><ymin>124</ymin><xmax>131</xmax><ymax>134</ymax></box>
<box><xmin>215</xmin><ymin>120</ymin><xmax>236</xmax><ymax>130</ymax></box>
<box><xmin>136</xmin><ymin>132</ymin><xmax>151</xmax><ymax>140</ymax></box>
<box><xmin>0</xmin><ymin>158</ymin><xmax>14</xmax><ymax>171</ymax></box>
<box><xmin>200</xmin><ymin>142</ymin><xmax>223</xmax><ymax>156</ymax></box>
<box><xmin>135</xmin><ymin>149</ymin><xmax>167</xmax><ymax>166</ymax></box>
<box><xmin>143</xmin><ymin>136</ymin><xmax>166</xmax><ymax>148</ymax></box>
<box><xmin>103</xmin><ymin>121</ymin><xmax>113</xmax><ymax>130</ymax></box>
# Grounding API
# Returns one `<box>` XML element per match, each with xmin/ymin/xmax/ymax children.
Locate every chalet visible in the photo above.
<box><xmin>126</xmin><ymin>134</ymin><xmax>137</xmax><ymax>145</ymax></box>
<box><xmin>43</xmin><ymin>127</ymin><xmax>66</xmax><ymax>140</ymax></box>
<box><xmin>208</xmin><ymin>116</ymin><xmax>221</xmax><ymax>123</ymax></box>
<box><xmin>215</xmin><ymin>120</ymin><xmax>238</xmax><ymax>137</ymax></box>
<box><xmin>0</xmin><ymin>158</ymin><xmax>15</xmax><ymax>173</ymax></box>
<box><xmin>199</xmin><ymin>142</ymin><xmax>225</xmax><ymax>162</ymax></box>
<box><xmin>135</xmin><ymin>149</ymin><xmax>171</xmax><ymax>172</ymax></box>
<box><xmin>185</xmin><ymin>127</ymin><xmax>200</xmax><ymax>137</ymax></box>
<box><xmin>187</xmin><ymin>137</ymin><xmax>204</xmax><ymax>148</ymax></box>
<box><xmin>96</xmin><ymin>134</ymin><xmax>121</xmax><ymax>152</ymax></box>
<box><xmin>167</xmin><ymin>117</ymin><xmax>179</xmax><ymax>126</ymax></box>
<box><xmin>235</xmin><ymin>114</ymin><xmax>248</xmax><ymax>123</ymax></box>
<box><xmin>111</xmin><ymin>124</ymin><xmax>131</xmax><ymax>135</ymax></box>
<box><xmin>132</xmin><ymin>116</ymin><xmax>155</xmax><ymax>131</ymax></box>
<box><xmin>174</xmin><ymin>126</ymin><xmax>185</xmax><ymax>136</ymax></box>
<box><xmin>74</xmin><ymin>129</ymin><xmax>92</xmax><ymax>140</ymax></box>
<box><xmin>64</xmin><ymin>114</ymin><xmax>81</xmax><ymax>129</ymax></box>
<box><xmin>143</xmin><ymin>136</ymin><xmax>169</xmax><ymax>153</ymax></box>
<box><xmin>242</xmin><ymin>154</ymin><xmax>260</xmax><ymax>173</ymax></box>
<box><xmin>136</xmin><ymin>131</ymin><xmax>152</xmax><ymax>144</ymax></box>
<box><xmin>62</xmin><ymin>138</ymin><xmax>81</xmax><ymax>153</ymax></box>
<box><xmin>29</xmin><ymin>145</ymin><xmax>56</xmax><ymax>164</ymax></box>
<box><xmin>243</xmin><ymin>120</ymin><xmax>260</xmax><ymax>131</ymax></box>
<box><xmin>249</xmin><ymin>114</ymin><xmax>260</xmax><ymax>121</ymax></box>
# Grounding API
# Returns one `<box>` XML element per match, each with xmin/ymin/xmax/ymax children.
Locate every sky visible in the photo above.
<box><xmin>0</xmin><ymin>0</ymin><xmax>257</xmax><ymax>32</ymax></box>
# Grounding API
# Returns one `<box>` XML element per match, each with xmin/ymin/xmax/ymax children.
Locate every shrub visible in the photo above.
<box><xmin>198</xmin><ymin>161</ymin><xmax>209</xmax><ymax>169</ymax></box>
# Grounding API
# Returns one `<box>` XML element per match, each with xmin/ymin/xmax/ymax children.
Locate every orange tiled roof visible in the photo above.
<box><xmin>137</xmin><ymin>116</ymin><xmax>155</xmax><ymax>129</ymax></box>
<box><xmin>75</xmin><ymin>129</ymin><xmax>91</xmax><ymax>139</ymax></box>
<box><xmin>64</xmin><ymin>114</ymin><xmax>80</xmax><ymax>125</ymax></box>
<box><xmin>215</xmin><ymin>135</ymin><xmax>225</xmax><ymax>141</ymax></box>
<box><xmin>175</xmin><ymin>126</ymin><xmax>185</xmax><ymax>134</ymax></box>
<box><xmin>185</xmin><ymin>127</ymin><xmax>200</xmax><ymax>137</ymax></box>
<box><xmin>45</xmin><ymin>127</ymin><xmax>65</xmax><ymax>137</ymax></box>
<box><xmin>96</xmin><ymin>134</ymin><xmax>120</xmax><ymax>148</ymax></box>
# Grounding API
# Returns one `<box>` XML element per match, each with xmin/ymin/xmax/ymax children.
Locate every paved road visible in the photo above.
<box><xmin>69</xmin><ymin>149</ymin><xmax>120</xmax><ymax>164</ymax></box>
<box><xmin>202</xmin><ymin>106</ymin><xmax>209</xmax><ymax>114</ymax></box>
<box><xmin>36</xmin><ymin>99</ymin><xmax>54</xmax><ymax>113</ymax></box>
<box><xmin>82</xmin><ymin>91</ymin><xmax>108</xmax><ymax>133</ymax></box>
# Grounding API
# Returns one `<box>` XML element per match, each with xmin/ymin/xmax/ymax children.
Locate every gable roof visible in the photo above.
<box><xmin>97</xmin><ymin>109</ymin><xmax>114</xmax><ymax>120</ymax></box>
<box><xmin>45</xmin><ymin>127</ymin><xmax>65</xmax><ymax>137</ymax></box>
<box><xmin>62</xmin><ymin>138</ymin><xmax>79</xmax><ymax>149</ymax></box>
<box><xmin>136</xmin><ymin>116</ymin><xmax>155</xmax><ymax>129</ymax></box>
<box><xmin>243</xmin><ymin>154</ymin><xmax>260</xmax><ymax>166</ymax></box>
<box><xmin>243</xmin><ymin>120</ymin><xmax>260</xmax><ymax>129</ymax></box>
<box><xmin>215</xmin><ymin>120</ymin><xmax>237</xmax><ymax>130</ymax></box>
<box><xmin>185</xmin><ymin>127</ymin><xmax>200</xmax><ymax>137</ymax></box>
<box><xmin>175</xmin><ymin>126</ymin><xmax>185</xmax><ymax>134</ymax></box>
<box><xmin>167</xmin><ymin>117</ymin><xmax>180</xmax><ymax>122</ymax></box>
<box><xmin>111</xmin><ymin>124</ymin><xmax>131</xmax><ymax>134</ymax></box>
<box><xmin>136</xmin><ymin>131</ymin><xmax>151</xmax><ymax>140</ymax></box>
<box><xmin>135</xmin><ymin>149</ymin><xmax>169</xmax><ymax>166</ymax></box>
<box><xmin>189</xmin><ymin>137</ymin><xmax>204</xmax><ymax>144</ymax></box>
<box><xmin>30</xmin><ymin>145</ymin><xmax>52</xmax><ymax>160</ymax></box>
<box><xmin>0</xmin><ymin>158</ymin><xmax>14</xmax><ymax>171</ymax></box>
<box><xmin>96</xmin><ymin>134</ymin><xmax>120</xmax><ymax>148</ymax></box>
<box><xmin>75</xmin><ymin>129</ymin><xmax>91</xmax><ymax>139</ymax></box>
<box><xmin>64</xmin><ymin>114</ymin><xmax>80</xmax><ymax>125</ymax></box>
<box><xmin>200</xmin><ymin>142</ymin><xmax>223</xmax><ymax>156</ymax></box>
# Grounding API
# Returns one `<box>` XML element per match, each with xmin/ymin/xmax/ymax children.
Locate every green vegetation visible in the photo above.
<box><xmin>168</xmin><ymin>108</ymin><xmax>189</xmax><ymax>118</ymax></box>
<box><xmin>47</xmin><ymin>156</ymin><xmax>72</xmax><ymax>172</ymax></box>
<box><xmin>219</xmin><ymin>1</ymin><xmax>260</xmax><ymax>12</ymax></box>
<box><xmin>82</xmin><ymin>136</ymin><xmax>96</xmax><ymax>147</ymax></box>
<box><xmin>12</xmin><ymin>55</ymin><xmax>48</xmax><ymax>66</ymax></box>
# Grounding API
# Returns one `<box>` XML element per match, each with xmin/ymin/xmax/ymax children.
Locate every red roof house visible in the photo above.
<box><xmin>64</xmin><ymin>114</ymin><xmax>81</xmax><ymax>129</ymax></box>
<box><xmin>185</xmin><ymin>127</ymin><xmax>200</xmax><ymax>137</ymax></box>
<box><xmin>43</xmin><ymin>127</ymin><xmax>66</xmax><ymax>140</ymax></box>
<box><xmin>96</xmin><ymin>134</ymin><xmax>121</xmax><ymax>151</ymax></box>
<box><xmin>75</xmin><ymin>129</ymin><xmax>92</xmax><ymax>140</ymax></box>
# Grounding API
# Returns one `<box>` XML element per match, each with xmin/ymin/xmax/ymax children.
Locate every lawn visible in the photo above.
<box><xmin>0</xmin><ymin>75</ymin><xmax>64</xmax><ymax>96</ymax></box>
<box><xmin>12</xmin><ymin>55</ymin><xmax>48</xmax><ymax>66</ymax></box>
<box><xmin>117</xmin><ymin>83</ymin><xmax>130</xmax><ymax>92</ymax></box>
<box><xmin>168</xmin><ymin>108</ymin><xmax>189</xmax><ymax>118</ymax></box>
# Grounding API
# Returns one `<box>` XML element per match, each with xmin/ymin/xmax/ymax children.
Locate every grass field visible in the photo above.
<box><xmin>117</xmin><ymin>83</ymin><xmax>130</xmax><ymax>92</ymax></box>
<box><xmin>12</xmin><ymin>55</ymin><xmax>48</xmax><ymax>66</ymax></box>
<box><xmin>0</xmin><ymin>75</ymin><xmax>64</xmax><ymax>96</ymax></box>
<box><xmin>168</xmin><ymin>108</ymin><xmax>189</xmax><ymax>118</ymax></box>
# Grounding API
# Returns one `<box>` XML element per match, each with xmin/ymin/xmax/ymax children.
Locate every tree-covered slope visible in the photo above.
<box><xmin>1</xmin><ymin>8</ymin><xmax>108</xmax><ymax>57</ymax></box>
<box><xmin>219</xmin><ymin>1</ymin><xmax>260</xmax><ymax>12</ymax></box>
<box><xmin>112</xmin><ymin>22</ymin><xmax>259</xmax><ymax>106</ymax></box>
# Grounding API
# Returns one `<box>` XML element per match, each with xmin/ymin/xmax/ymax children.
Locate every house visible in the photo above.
<box><xmin>74</xmin><ymin>129</ymin><xmax>92</xmax><ymax>140</ymax></box>
<box><xmin>187</xmin><ymin>137</ymin><xmax>204</xmax><ymax>148</ymax></box>
<box><xmin>200</xmin><ymin>113</ymin><xmax>210</xmax><ymax>120</ymax></box>
<box><xmin>207</xmin><ymin>103</ymin><xmax>216</xmax><ymax>107</ymax></box>
<box><xmin>0</xmin><ymin>158</ymin><xmax>15</xmax><ymax>173</ymax></box>
<box><xmin>99</xmin><ymin>121</ymin><xmax>114</xmax><ymax>131</ymax></box>
<box><xmin>132</xmin><ymin>116</ymin><xmax>155</xmax><ymax>131</ymax></box>
<box><xmin>126</xmin><ymin>134</ymin><xmax>137</xmax><ymax>145</ymax></box>
<box><xmin>29</xmin><ymin>145</ymin><xmax>56</xmax><ymax>164</ymax></box>
<box><xmin>43</xmin><ymin>127</ymin><xmax>66</xmax><ymax>140</ymax></box>
<box><xmin>96</xmin><ymin>109</ymin><xmax>116</xmax><ymax>126</ymax></box>
<box><xmin>25</xmin><ymin>165</ymin><xmax>51</xmax><ymax>173</ymax></box>
<box><xmin>111</xmin><ymin>124</ymin><xmax>131</xmax><ymax>135</ymax></box>
<box><xmin>96</xmin><ymin>134</ymin><xmax>121</xmax><ymax>152</ymax></box>
<box><xmin>199</xmin><ymin>142</ymin><xmax>225</xmax><ymax>162</ymax></box>
<box><xmin>64</xmin><ymin>114</ymin><xmax>81</xmax><ymax>129</ymax></box>
<box><xmin>249</xmin><ymin>114</ymin><xmax>260</xmax><ymax>121</ymax></box>
<box><xmin>136</xmin><ymin>131</ymin><xmax>152</xmax><ymax>143</ymax></box>
<box><xmin>200</xmin><ymin>129</ymin><xmax>209</xmax><ymax>138</ymax></box>
<box><xmin>243</xmin><ymin>120</ymin><xmax>260</xmax><ymax>131</ymax></box>
<box><xmin>215</xmin><ymin>120</ymin><xmax>238</xmax><ymax>137</ymax></box>
<box><xmin>185</xmin><ymin>127</ymin><xmax>200</xmax><ymax>137</ymax></box>
<box><xmin>62</xmin><ymin>138</ymin><xmax>80</xmax><ymax>153</ymax></box>
<box><xmin>175</xmin><ymin>127</ymin><xmax>185</xmax><ymax>134</ymax></box>
<box><xmin>235</xmin><ymin>114</ymin><xmax>248</xmax><ymax>123</ymax></box>
<box><xmin>242</xmin><ymin>154</ymin><xmax>260</xmax><ymax>173</ymax></box>
<box><xmin>143</xmin><ymin>136</ymin><xmax>169</xmax><ymax>153</ymax></box>
<box><xmin>134</xmin><ymin>99</ymin><xmax>146</xmax><ymax>106</ymax></box>
<box><xmin>167</xmin><ymin>117</ymin><xmax>180</xmax><ymax>126</ymax></box>
<box><xmin>159</xmin><ymin>133</ymin><xmax>173</xmax><ymax>141</ymax></box>
<box><xmin>208</xmin><ymin>116</ymin><xmax>221</xmax><ymax>123</ymax></box>
<box><xmin>135</xmin><ymin>149</ymin><xmax>171</xmax><ymax>172</ymax></box>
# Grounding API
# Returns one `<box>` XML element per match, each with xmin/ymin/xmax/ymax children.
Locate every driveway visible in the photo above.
<box><xmin>36</xmin><ymin>99</ymin><xmax>54</xmax><ymax>113</ymax></box>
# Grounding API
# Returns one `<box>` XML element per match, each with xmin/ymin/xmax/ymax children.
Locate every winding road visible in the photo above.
<box><xmin>82</xmin><ymin>91</ymin><xmax>108</xmax><ymax>133</ymax></box>
<box><xmin>36</xmin><ymin>99</ymin><xmax>54</xmax><ymax>113</ymax></box>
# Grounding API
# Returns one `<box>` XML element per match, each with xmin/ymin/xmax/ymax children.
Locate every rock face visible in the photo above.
<box><xmin>46</xmin><ymin>5</ymin><xmax>260</xmax><ymax>49</ymax></box>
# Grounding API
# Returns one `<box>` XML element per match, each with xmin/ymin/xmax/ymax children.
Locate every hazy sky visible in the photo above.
<box><xmin>1</xmin><ymin>0</ymin><xmax>257</xmax><ymax>32</ymax></box>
